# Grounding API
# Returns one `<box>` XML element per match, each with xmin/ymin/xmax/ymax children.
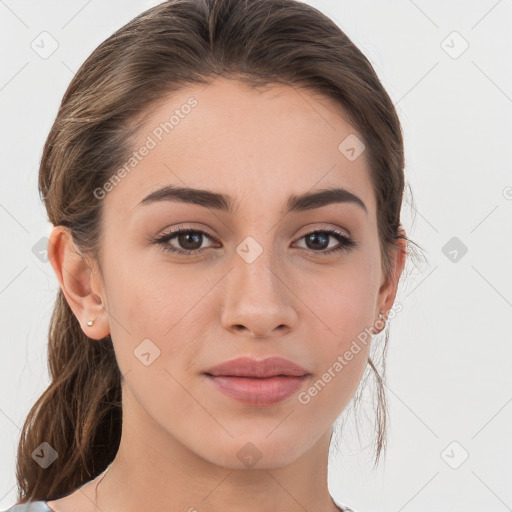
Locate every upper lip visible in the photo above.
<box><xmin>204</xmin><ymin>356</ymin><xmax>309</xmax><ymax>378</ymax></box>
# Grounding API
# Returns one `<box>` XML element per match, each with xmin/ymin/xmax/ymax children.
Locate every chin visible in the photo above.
<box><xmin>195</xmin><ymin>432</ymin><xmax>312</xmax><ymax>470</ymax></box>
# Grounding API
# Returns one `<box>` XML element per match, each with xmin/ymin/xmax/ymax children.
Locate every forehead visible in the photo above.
<box><xmin>105</xmin><ymin>77</ymin><xmax>376</xmax><ymax>217</ymax></box>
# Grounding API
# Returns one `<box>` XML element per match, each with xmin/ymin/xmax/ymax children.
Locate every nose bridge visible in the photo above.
<box><xmin>220</xmin><ymin>233</ymin><xmax>296</xmax><ymax>336</ymax></box>
<box><xmin>237</xmin><ymin>237</ymin><xmax>279</xmax><ymax>294</ymax></box>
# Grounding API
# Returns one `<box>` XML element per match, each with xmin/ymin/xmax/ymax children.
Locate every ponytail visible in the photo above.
<box><xmin>15</xmin><ymin>290</ymin><xmax>121</xmax><ymax>502</ymax></box>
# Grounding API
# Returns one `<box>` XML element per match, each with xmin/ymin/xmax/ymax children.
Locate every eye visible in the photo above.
<box><xmin>150</xmin><ymin>226</ymin><xmax>357</xmax><ymax>257</ymax></box>
<box><xmin>294</xmin><ymin>228</ymin><xmax>357</xmax><ymax>254</ymax></box>
<box><xmin>151</xmin><ymin>227</ymin><xmax>219</xmax><ymax>255</ymax></box>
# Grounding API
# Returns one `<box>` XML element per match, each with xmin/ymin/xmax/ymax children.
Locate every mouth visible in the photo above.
<box><xmin>205</xmin><ymin>355</ymin><xmax>309</xmax><ymax>378</ymax></box>
<box><xmin>203</xmin><ymin>374</ymin><xmax>310</xmax><ymax>406</ymax></box>
<box><xmin>203</xmin><ymin>356</ymin><xmax>310</xmax><ymax>406</ymax></box>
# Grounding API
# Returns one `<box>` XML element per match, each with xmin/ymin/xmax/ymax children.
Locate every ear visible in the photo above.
<box><xmin>375</xmin><ymin>226</ymin><xmax>408</xmax><ymax>333</ymax></box>
<box><xmin>47</xmin><ymin>225</ymin><xmax>110</xmax><ymax>340</ymax></box>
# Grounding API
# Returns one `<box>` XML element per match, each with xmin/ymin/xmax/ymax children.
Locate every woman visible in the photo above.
<box><xmin>5</xmin><ymin>0</ymin><xmax>415</xmax><ymax>510</ymax></box>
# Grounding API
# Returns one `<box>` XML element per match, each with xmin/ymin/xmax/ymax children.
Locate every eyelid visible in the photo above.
<box><xmin>150</xmin><ymin>223</ymin><xmax>216</xmax><ymax>241</ymax></box>
<box><xmin>297</xmin><ymin>224</ymin><xmax>351</xmax><ymax>239</ymax></box>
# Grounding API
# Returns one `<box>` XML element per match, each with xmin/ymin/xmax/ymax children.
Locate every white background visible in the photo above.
<box><xmin>1</xmin><ymin>1</ymin><xmax>511</xmax><ymax>511</ymax></box>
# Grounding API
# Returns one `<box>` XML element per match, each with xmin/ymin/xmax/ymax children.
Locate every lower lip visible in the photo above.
<box><xmin>204</xmin><ymin>374</ymin><xmax>309</xmax><ymax>406</ymax></box>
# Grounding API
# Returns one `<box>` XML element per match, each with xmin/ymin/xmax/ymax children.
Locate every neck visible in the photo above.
<box><xmin>83</xmin><ymin>414</ymin><xmax>340</xmax><ymax>511</ymax></box>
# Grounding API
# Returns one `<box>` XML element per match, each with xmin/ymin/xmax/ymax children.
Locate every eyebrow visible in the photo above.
<box><xmin>137</xmin><ymin>185</ymin><xmax>367</xmax><ymax>215</ymax></box>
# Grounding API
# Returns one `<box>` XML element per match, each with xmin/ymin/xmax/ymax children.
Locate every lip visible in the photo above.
<box><xmin>205</xmin><ymin>356</ymin><xmax>309</xmax><ymax>378</ymax></box>
<box><xmin>203</xmin><ymin>356</ymin><xmax>310</xmax><ymax>406</ymax></box>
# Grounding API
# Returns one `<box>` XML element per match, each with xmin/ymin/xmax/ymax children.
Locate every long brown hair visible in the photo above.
<box><xmin>15</xmin><ymin>0</ymin><xmax>420</xmax><ymax>502</ymax></box>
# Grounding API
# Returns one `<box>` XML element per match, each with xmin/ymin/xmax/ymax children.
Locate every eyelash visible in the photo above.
<box><xmin>151</xmin><ymin>227</ymin><xmax>357</xmax><ymax>256</ymax></box>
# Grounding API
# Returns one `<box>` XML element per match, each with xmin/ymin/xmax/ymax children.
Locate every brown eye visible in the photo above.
<box><xmin>153</xmin><ymin>228</ymin><xmax>218</xmax><ymax>255</ymax></box>
<box><xmin>295</xmin><ymin>228</ymin><xmax>357</xmax><ymax>254</ymax></box>
<box><xmin>175</xmin><ymin>231</ymin><xmax>203</xmax><ymax>251</ymax></box>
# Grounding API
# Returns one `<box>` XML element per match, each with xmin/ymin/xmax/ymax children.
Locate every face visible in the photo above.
<box><xmin>76</xmin><ymin>78</ymin><xmax>396</xmax><ymax>469</ymax></box>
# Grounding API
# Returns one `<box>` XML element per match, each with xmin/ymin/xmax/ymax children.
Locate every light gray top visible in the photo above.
<box><xmin>2</xmin><ymin>503</ymin><xmax>52</xmax><ymax>512</ymax></box>
<box><xmin>3</xmin><ymin>498</ymin><xmax>357</xmax><ymax>511</ymax></box>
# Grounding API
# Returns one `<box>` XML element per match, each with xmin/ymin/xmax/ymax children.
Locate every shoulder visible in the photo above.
<box><xmin>2</xmin><ymin>501</ymin><xmax>52</xmax><ymax>512</ymax></box>
<box><xmin>333</xmin><ymin>497</ymin><xmax>359</xmax><ymax>512</ymax></box>
<box><xmin>338</xmin><ymin>506</ymin><xmax>359</xmax><ymax>512</ymax></box>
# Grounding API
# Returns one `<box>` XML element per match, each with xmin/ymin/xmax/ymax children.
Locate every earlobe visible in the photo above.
<box><xmin>47</xmin><ymin>225</ymin><xmax>110</xmax><ymax>339</ymax></box>
<box><xmin>372</xmin><ymin>311</ymin><xmax>386</xmax><ymax>334</ymax></box>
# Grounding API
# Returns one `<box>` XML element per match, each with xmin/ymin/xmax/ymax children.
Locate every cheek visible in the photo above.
<box><xmin>302</xmin><ymin>263</ymin><xmax>377</xmax><ymax>345</ymax></box>
<box><xmin>298</xmin><ymin>274</ymin><xmax>374</xmax><ymax>416</ymax></box>
<box><xmin>105</xmin><ymin>247</ymin><xmax>188</xmax><ymax>331</ymax></box>
<box><xmin>105</xmin><ymin>254</ymin><xmax>208</xmax><ymax>370</ymax></box>
<box><xmin>295</xmin><ymin>255</ymin><xmax>377</xmax><ymax>406</ymax></box>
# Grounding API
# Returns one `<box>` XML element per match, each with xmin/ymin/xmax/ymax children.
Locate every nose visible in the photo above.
<box><xmin>220</xmin><ymin>247</ymin><xmax>298</xmax><ymax>339</ymax></box>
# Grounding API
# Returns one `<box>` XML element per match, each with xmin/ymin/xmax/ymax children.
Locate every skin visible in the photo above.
<box><xmin>46</xmin><ymin>77</ymin><xmax>406</xmax><ymax>512</ymax></box>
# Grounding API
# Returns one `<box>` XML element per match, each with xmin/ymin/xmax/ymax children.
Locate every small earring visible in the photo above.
<box><xmin>86</xmin><ymin>310</ymin><xmax>101</xmax><ymax>327</ymax></box>
<box><xmin>378</xmin><ymin>312</ymin><xmax>384</xmax><ymax>319</ymax></box>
